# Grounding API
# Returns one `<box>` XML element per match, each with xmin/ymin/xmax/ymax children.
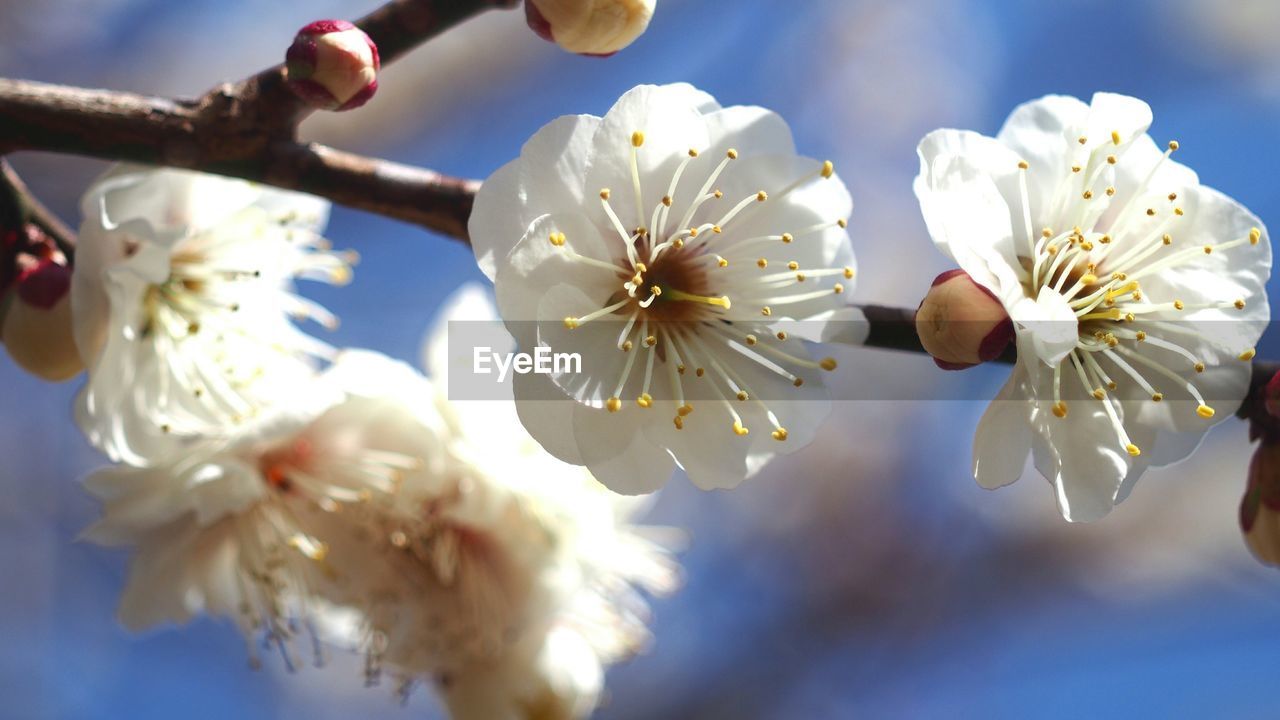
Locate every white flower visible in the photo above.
<box><xmin>470</xmin><ymin>83</ymin><xmax>857</xmax><ymax>493</ymax></box>
<box><xmin>82</xmin><ymin>351</ymin><xmax>442</xmax><ymax>666</ymax></box>
<box><xmin>914</xmin><ymin>93</ymin><xmax>1272</xmax><ymax>521</ymax></box>
<box><xmin>72</xmin><ymin>165</ymin><xmax>355</xmax><ymax>464</ymax></box>
<box><xmin>309</xmin><ymin>286</ymin><xmax>679</xmax><ymax>718</ymax></box>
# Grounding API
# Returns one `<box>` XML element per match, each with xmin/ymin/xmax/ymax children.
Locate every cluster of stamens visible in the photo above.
<box><xmin>1012</xmin><ymin>135</ymin><xmax>1259</xmax><ymax>457</ymax></box>
<box><xmin>552</xmin><ymin>130</ymin><xmax>851</xmax><ymax>439</ymax></box>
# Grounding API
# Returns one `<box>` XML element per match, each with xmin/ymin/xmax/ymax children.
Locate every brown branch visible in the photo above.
<box><xmin>0</xmin><ymin>0</ymin><xmax>518</xmax><ymax>243</ymax></box>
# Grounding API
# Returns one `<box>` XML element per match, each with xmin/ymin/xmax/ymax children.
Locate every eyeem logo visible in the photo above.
<box><xmin>473</xmin><ymin>346</ymin><xmax>582</xmax><ymax>382</ymax></box>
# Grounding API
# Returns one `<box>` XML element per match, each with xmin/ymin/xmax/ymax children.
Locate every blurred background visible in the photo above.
<box><xmin>4</xmin><ymin>0</ymin><xmax>1280</xmax><ymax>717</ymax></box>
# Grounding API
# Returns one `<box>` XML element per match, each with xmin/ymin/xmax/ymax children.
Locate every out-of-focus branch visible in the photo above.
<box><xmin>0</xmin><ymin>0</ymin><xmax>516</xmax><ymax>243</ymax></box>
<box><xmin>0</xmin><ymin>160</ymin><xmax>75</xmax><ymax>255</ymax></box>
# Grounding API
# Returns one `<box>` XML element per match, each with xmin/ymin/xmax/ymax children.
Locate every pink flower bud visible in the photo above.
<box><xmin>285</xmin><ymin>20</ymin><xmax>380</xmax><ymax>112</ymax></box>
<box><xmin>2</xmin><ymin>258</ymin><xmax>82</xmax><ymax>381</ymax></box>
<box><xmin>915</xmin><ymin>269</ymin><xmax>1013</xmax><ymax>370</ymax></box>
<box><xmin>1242</xmin><ymin>441</ymin><xmax>1280</xmax><ymax>566</ymax></box>
<box><xmin>525</xmin><ymin>0</ymin><xmax>655</xmax><ymax>56</ymax></box>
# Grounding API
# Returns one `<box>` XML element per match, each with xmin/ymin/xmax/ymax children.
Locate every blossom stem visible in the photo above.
<box><xmin>0</xmin><ymin>0</ymin><xmax>517</xmax><ymax>244</ymax></box>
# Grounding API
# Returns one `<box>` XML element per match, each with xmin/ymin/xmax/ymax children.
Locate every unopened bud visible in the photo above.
<box><xmin>285</xmin><ymin>20</ymin><xmax>380</xmax><ymax>111</ymax></box>
<box><xmin>525</xmin><ymin>0</ymin><xmax>655</xmax><ymax>56</ymax></box>
<box><xmin>1242</xmin><ymin>441</ymin><xmax>1280</xmax><ymax>566</ymax></box>
<box><xmin>2</xmin><ymin>259</ymin><xmax>81</xmax><ymax>381</ymax></box>
<box><xmin>915</xmin><ymin>269</ymin><xmax>1013</xmax><ymax>370</ymax></box>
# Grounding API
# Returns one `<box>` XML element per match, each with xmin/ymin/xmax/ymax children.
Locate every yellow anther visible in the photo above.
<box><xmin>644</xmin><ymin>335</ymin><xmax>657</xmax><ymax>347</ymax></box>
<box><xmin>688</xmin><ymin>227</ymin><xmax>698</xmax><ymax>237</ymax></box>
<box><xmin>599</xmin><ymin>188</ymin><xmax>611</xmax><ymax>200</ymax></box>
<box><xmin>781</xmin><ymin>233</ymin><xmax>794</xmax><ymax>244</ymax></box>
<box><xmin>837</xmin><ymin>219</ymin><xmax>848</xmax><ymax>229</ymax></box>
<box><xmin>1071</xmin><ymin>165</ymin><xmax>1082</xmax><ymax>174</ymax></box>
<box><xmin>695</xmin><ymin>367</ymin><xmax>705</xmax><ymax>377</ymax></box>
<box><xmin>1193</xmin><ymin>362</ymin><xmax>1205</xmax><ymax>373</ymax></box>
<box><xmin>673</xmin><ymin>416</ymin><xmax>684</xmax><ymax>430</ymax></box>
<box><xmin>793</xmin><ymin>378</ymin><xmax>805</xmax><ymax>387</ymax></box>
<box><xmin>1078</xmin><ymin>136</ymin><xmax>1088</xmax><ymax>145</ymax></box>
<box><xmin>1106</xmin><ymin>187</ymin><xmax>1116</xmax><ymax>196</ymax></box>
<box><xmin>1235</xmin><ymin>299</ymin><xmax>1246</xmax><ymax>310</ymax></box>
<box><xmin>1196</xmin><ymin>405</ymin><xmax>1216</xmax><ymax>419</ymax></box>
<box><xmin>761</xmin><ymin>306</ymin><xmax>772</xmax><ymax>316</ymax></box>
<box><xmin>1146</xmin><ymin>208</ymin><xmax>1156</xmax><ymax>216</ymax></box>
<box><xmin>796</xmin><ymin>273</ymin><xmax>806</xmax><ymax>282</ymax></box>
<box><xmin>1111</xmin><ymin>130</ymin><xmax>1122</xmax><ymax>145</ymax></box>
<box><xmin>1168</xmin><ymin>140</ymin><xmax>1179</xmax><ymax>151</ymax></box>
<box><xmin>819</xmin><ymin>357</ymin><xmax>838</xmax><ymax>371</ymax></box>
<box><xmin>606</xmin><ymin>397</ymin><xmax>622</xmax><ymax>413</ymax></box>
<box><xmin>726</xmin><ymin>148</ymin><xmax>739</xmax><ymax>159</ymax></box>
<box><xmin>650</xmin><ymin>285</ymin><xmax>662</xmax><ymax>296</ymax></box>
<box><xmin>1162</xmin><ymin>234</ymin><xmax>1172</xmax><ymax>245</ymax></box>
<box><xmin>1107</xmin><ymin>381</ymin><xmax>1118</xmax><ymax>390</ymax></box>
<box><xmin>1100</xmin><ymin>234</ymin><xmax>1112</xmax><ymax>244</ymax></box>
<box><xmin>564</xmin><ymin>317</ymin><xmax>580</xmax><ymax>329</ymax></box>
<box><xmin>843</xmin><ymin>266</ymin><xmax>855</xmax><ymax>279</ymax></box>
<box><xmin>732</xmin><ymin>420</ymin><xmax>749</xmax><ymax>436</ymax></box>
<box><xmin>1136</xmin><ymin>331</ymin><xmax>1147</xmax><ymax>341</ymax></box>
<box><xmin>1042</xmin><ymin>228</ymin><xmax>1053</xmax><ymax>238</ymax></box>
<box><xmin>1052</xmin><ymin>401</ymin><xmax>1068</xmax><ymax>418</ymax></box>
<box><xmin>688</xmin><ymin>148</ymin><xmax>699</xmax><ymax>157</ymax></box>
<box><xmin>758</xmin><ymin>258</ymin><xmax>769</xmax><ymax>269</ymax></box>
<box><xmin>1082</xmin><ymin>190</ymin><xmax>1094</xmax><ymax>200</ymax></box>
<box><xmin>621</xmin><ymin>340</ymin><xmax>634</xmax><ymax>352</ymax></box>
<box><xmin>1017</xmin><ymin>160</ymin><xmax>1029</xmax><ymax>170</ymax></box>
<box><xmin>717</xmin><ymin>255</ymin><xmax>729</xmax><ymax>267</ymax></box>
<box><xmin>736</xmin><ymin>391</ymin><xmax>749</xmax><ymax>401</ymax></box>
<box><xmin>677</xmin><ymin>364</ymin><xmax>686</xmax><ymax>374</ymax></box>
<box><xmin>1250</xmin><ymin>228</ymin><xmax>1262</xmax><ymax>245</ymax></box>
<box><xmin>549</xmin><ymin>231</ymin><xmax>566</xmax><ymax>247</ymax></box>
<box><xmin>1174</xmin><ymin>208</ymin><xmax>1184</xmax><ymax>216</ymax></box>
<box><xmin>776</xmin><ymin>331</ymin><xmax>788</xmax><ymax>340</ymax></box>
<box><xmin>1106</xmin><ymin>155</ymin><xmax>1117</xmax><ymax>164</ymax></box>
<box><xmin>1173</xmin><ymin>300</ymin><xmax>1184</xmax><ymax>310</ymax></box>
<box><xmin>787</xmin><ymin>261</ymin><xmax>799</xmax><ymax>270</ymax></box>
<box><xmin>1080</xmin><ymin>274</ymin><xmax>1098</xmax><ymax>285</ymax></box>
<box><xmin>714</xmin><ymin>190</ymin><xmax>724</xmax><ymax>199</ymax></box>
<box><xmin>756</xmin><ymin>191</ymin><xmax>768</xmax><ymax>202</ymax></box>
<box><xmin>772</xmin><ymin>428</ymin><xmax>789</xmax><ymax>441</ymax></box>
<box><xmin>1092</xmin><ymin>389</ymin><xmax>1106</xmax><ymax>400</ymax></box>
<box><xmin>673</xmin><ymin>238</ymin><xmax>685</xmax><ymax>249</ymax></box>
<box><xmin>821</xmin><ymin>160</ymin><xmax>835</xmax><ymax>178</ymax></box>
<box><xmin>678</xmin><ymin>404</ymin><xmax>694</xmax><ymax>416</ymax></box>
<box><xmin>1152</xmin><ymin>393</ymin><xmax>1163</xmax><ymax>402</ymax></box>
<box><xmin>1239</xmin><ymin>348</ymin><xmax>1257</xmax><ymax>361</ymax></box>
<box><xmin>1126</xmin><ymin>443</ymin><xmax>1141</xmax><ymax>457</ymax></box>
<box><xmin>631</xmin><ymin>131</ymin><xmax>645</xmax><ymax>147</ymax></box>
<box><xmin>713</xmin><ymin>226</ymin><xmax>723</xmax><ymax>234</ymax></box>
<box><xmin>637</xmin><ymin>393</ymin><xmax>653</xmax><ymax>408</ymax></box>
<box><xmin>662</xmin><ymin>195</ymin><xmax>672</xmax><ymax>207</ymax></box>
<box><xmin>833</xmin><ymin>283</ymin><xmax>845</xmax><ymax>294</ymax></box>
<box><xmin>745</xmin><ymin>334</ymin><xmax>758</xmax><ymax>346</ymax></box>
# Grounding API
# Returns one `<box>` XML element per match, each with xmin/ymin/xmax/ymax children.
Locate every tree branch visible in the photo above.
<box><xmin>0</xmin><ymin>0</ymin><xmax>516</xmax><ymax>243</ymax></box>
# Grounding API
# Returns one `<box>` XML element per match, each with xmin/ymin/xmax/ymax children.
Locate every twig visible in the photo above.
<box><xmin>0</xmin><ymin>0</ymin><xmax>516</xmax><ymax>243</ymax></box>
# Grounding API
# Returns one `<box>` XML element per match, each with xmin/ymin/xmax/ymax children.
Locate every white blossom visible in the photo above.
<box><xmin>311</xmin><ymin>287</ymin><xmax>679</xmax><ymax>718</ymax></box>
<box><xmin>471</xmin><ymin>83</ymin><xmax>857</xmax><ymax>493</ymax></box>
<box><xmin>82</xmin><ymin>351</ymin><xmax>442</xmax><ymax>667</ymax></box>
<box><xmin>72</xmin><ymin>165</ymin><xmax>355</xmax><ymax>464</ymax></box>
<box><xmin>914</xmin><ymin>93</ymin><xmax>1271</xmax><ymax>520</ymax></box>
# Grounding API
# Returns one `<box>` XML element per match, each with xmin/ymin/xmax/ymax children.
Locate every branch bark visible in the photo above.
<box><xmin>0</xmin><ymin>0</ymin><xmax>515</xmax><ymax>243</ymax></box>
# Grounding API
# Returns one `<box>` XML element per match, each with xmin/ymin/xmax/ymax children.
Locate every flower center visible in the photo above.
<box><xmin>1009</xmin><ymin>138</ymin><xmax>1260</xmax><ymax>456</ymax></box>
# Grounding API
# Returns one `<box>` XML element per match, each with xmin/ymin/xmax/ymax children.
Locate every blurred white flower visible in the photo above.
<box><xmin>471</xmin><ymin>83</ymin><xmax>857</xmax><ymax>493</ymax></box>
<box><xmin>915</xmin><ymin>92</ymin><xmax>1271</xmax><ymax>521</ymax></box>
<box><xmin>311</xmin><ymin>286</ymin><xmax>679</xmax><ymax>719</ymax></box>
<box><xmin>82</xmin><ymin>349</ymin><xmax>443</xmax><ymax>668</ymax></box>
<box><xmin>72</xmin><ymin>166</ymin><xmax>355</xmax><ymax>464</ymax></box>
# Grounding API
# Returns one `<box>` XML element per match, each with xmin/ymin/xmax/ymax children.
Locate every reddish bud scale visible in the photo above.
<box><xmin>916</xmin><ymin>269</ymin><xmax>1014</xmax><ymax>371</ymax></box>
<box><xmin>284</xmin><ymin>19</ymin><xmax>380</xmax><ymax>112</ymax></box>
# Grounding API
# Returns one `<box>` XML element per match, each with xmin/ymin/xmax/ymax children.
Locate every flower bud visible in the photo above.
<box><xmin>1242</xmin><ymin>440</ymin><xmax>1280</xmax><ymax>566</ymax></box>
<box><xmin>915</xmin><ymin>269</ymin><xmax>1013</xmax><ymax>370</ymax></box>
<box><xmin>2</xmin><ymin>258</ymin><xmax>82</xmax><ymax>381</ymax></box>
<box><xmin>285</xmin><ymin>20</ymin><xmax>380</xmax><ymax>112</ymax></box>
<box><xmin>525</xmin><ymin>0</ymin><xmax>655</xmax><ymax>56</ymax></box>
